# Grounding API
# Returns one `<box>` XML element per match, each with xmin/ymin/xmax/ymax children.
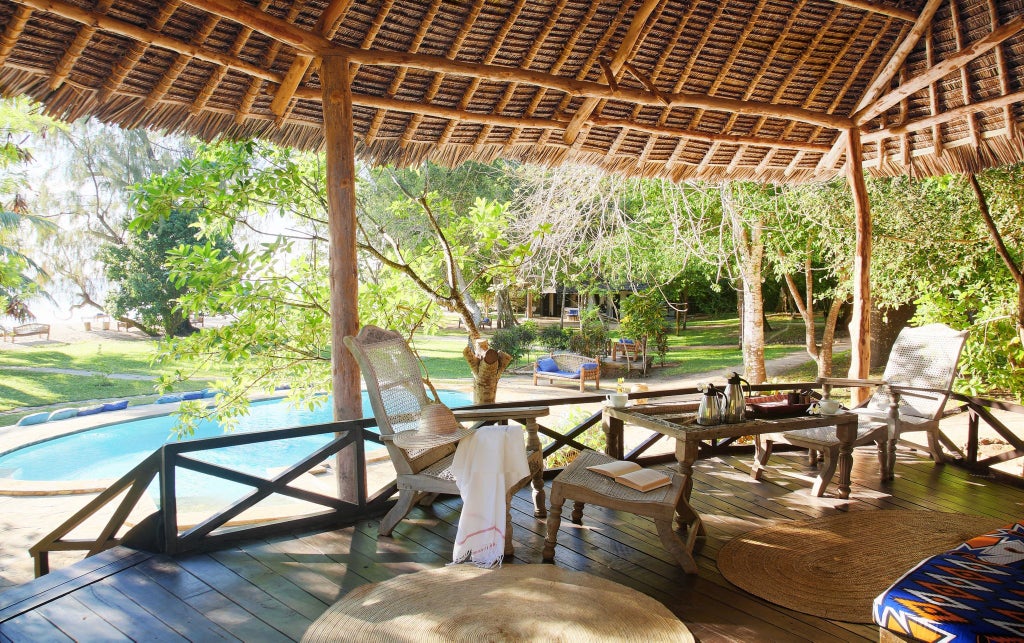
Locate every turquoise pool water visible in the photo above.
<box><xmin>0</xmin><ymin>391</ymin><xmax>470</xmax><ymax>504</ymax></box>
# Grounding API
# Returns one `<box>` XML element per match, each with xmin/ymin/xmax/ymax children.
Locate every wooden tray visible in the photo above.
<box><xmin>746</xmin><ymin>399</ymin><xmax>811</xmax><ymax>418</ymax></box>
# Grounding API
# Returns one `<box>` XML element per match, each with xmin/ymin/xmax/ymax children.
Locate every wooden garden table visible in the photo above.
<box><xmin>604</xmin><ymin>403</ymin><xmax>860</xmax><ymax>498</ymax></box>
<box><xmin>601</xmin><ymin>403</ymin><xmax>860</xmax><ymax>569</ymax></box>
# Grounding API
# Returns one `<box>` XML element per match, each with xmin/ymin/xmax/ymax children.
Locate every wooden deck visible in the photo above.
<box><xmin>2</xmin><ymin>446</ymin><xmax>1022</xmax><ymax>642</ymax></box>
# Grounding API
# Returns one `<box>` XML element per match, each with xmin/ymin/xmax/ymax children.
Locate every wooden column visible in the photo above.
<box><xmin>321</xmin><ymin>54</ymin><xmax>361</xmax><ymax>504</ymax></box>
<box><xmin>845</xmin><ymin>126</ymin><xmax>872</xmax><ymax>404</ymax></box>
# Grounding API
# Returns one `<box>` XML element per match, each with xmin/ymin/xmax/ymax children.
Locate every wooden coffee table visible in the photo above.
<box><xmin>601</xmin><ymin>404</ymin><xmax>859</xmax><ymax>571</ymax></box>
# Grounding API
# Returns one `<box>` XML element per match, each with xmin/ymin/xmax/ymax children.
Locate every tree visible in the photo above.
<box><xmin>101</xmin><ymin>207</ymin><xmax>217</xmax><ymax>336</ymax></box>
<box><xmin>722</xmin><ymin>182</ymin><xmax>771</xmax><ymax>383</ymax></box>
<box><xmin>32</xmin><ymin>119</ymin><xmax>189</xmax><ymax>319</ymax></box>
<box><xmin>357</xmin><ymin>164</ymin><xmax>531</xmax><ymax>403</ymax></box>
<box><xmin>0</xmin><ymin>99</ymin><xmax>61</xmax><ymax>319</ymax></box>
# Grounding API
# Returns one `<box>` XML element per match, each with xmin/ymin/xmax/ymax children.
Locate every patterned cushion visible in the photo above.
<box><xmin>873</xmin><ymin>522</ymin><xmax>1024</xmax><ymax>642</ymax></box>
<box><xmin>952</xmin><ymin>522</ymin><xmax>1024</xmax><ymax>569</ymax></box>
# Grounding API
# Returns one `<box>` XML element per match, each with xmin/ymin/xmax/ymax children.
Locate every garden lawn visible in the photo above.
<box><xmin>0</xmin><ymin>370</ymin><xmax>211</xmax><ymax>412</ymax></box>
<box><xmin>0</xmin><ymin>340</ymin><xmax>226</xmax><ymax>379</ymax></box>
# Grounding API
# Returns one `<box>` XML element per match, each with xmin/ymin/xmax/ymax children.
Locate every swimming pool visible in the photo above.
<box><xmin>0</xmin><ymin>391</ymin><xmax>470</xmax><ymax>510</ymax></box>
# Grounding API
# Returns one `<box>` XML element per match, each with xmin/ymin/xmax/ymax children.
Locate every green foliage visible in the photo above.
<box><xmin>567</xmin><ymin>306</ymin><xmax>608</xmax><ymax>357</ymax></box>
<box><xmin>102</xmin><ymin>208</ymin><xmax>220</xmax><ymax>336</ymax></box>
<box><xmin>538</xmin><ymin>324</ymin><xmax>571</xmax><ymax>352</ymax></box>
<box><xmin>543</xmin><ymin>407</ymin><xmax>607</xmax><ymax>469</ymax></box>
<box><xmin>489</xmin><ymin>322</ymin><xmax>537</xmax><ymax>365</ymax></box>
<box><xmin>914</xmin><ymin>285</ymin><xmax>1024</xmax><ymax>400</ymax></box>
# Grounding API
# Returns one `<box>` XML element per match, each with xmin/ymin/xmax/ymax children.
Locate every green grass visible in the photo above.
<box><xmin>0</xmin><ymin>314</ymin><xmax>824</xmax><ymax>425</ymax></box>
<box><xmin>0</xmin><ymin>340</ymin><xmax>224</xmax><ymax>378</ymax></box>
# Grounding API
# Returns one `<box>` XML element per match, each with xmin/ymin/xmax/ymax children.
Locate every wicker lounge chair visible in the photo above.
<box><xmin>533</xmin><ymin>353</ymin><xmax>600</xmax><ymax>391</ymax></box>
<box><xmin>344</xmin><ymin>325</ymin><xmax>547</xmax><ymax>554</ymax></box>
<box><xmin>752</xmin><ymin>323</ymin><xmax>968</xmax><ymax>496</ymax></box>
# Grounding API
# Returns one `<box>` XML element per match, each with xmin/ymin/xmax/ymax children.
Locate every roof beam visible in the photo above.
<box><xmin>856</xmin><ymin>15</ymin><xmax>1024</xmax><ymax>124</ymax></box>
<box><xmin>15</xmin><ymin>0</ymin><xmax>281</xmax><ymax>84</ymax></box>
<box><xmin>854</xmin><ymin>0</ymin><xmax>943</xmax><ymax>113</ymax></box>
<box><xmin>861</xmin><ymin>88</ymin><xmax>1024</xmax><ymax>143</ymax></box>
<box><xmin>194</xmin><ymin>0</ymin><xmax>852</xmax><ymax>130</ymax></box>
<box><xmin>561</xmin><ymin>0</ymin><xmax>663</xmax><ymax>144</ymax></box>
<box><xmin>824</xmin><ymin>0</ymin><xmax>916</xmax><ymax>22</ymax></box>
<box><xmin>0</xmin><ymin>5</ymin><xmax>32</xmax><ymax>67</ymax></box>
<box><xmin>24</xmin><ymin>0</ymin><xmax>854</xmax><ymax>132</ymax></box>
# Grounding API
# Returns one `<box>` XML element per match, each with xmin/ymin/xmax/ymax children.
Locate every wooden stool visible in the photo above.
<box><xmin>543</xmin><ymin>450</ymin><xmax>697</xmax><ymax>573</ymax></box>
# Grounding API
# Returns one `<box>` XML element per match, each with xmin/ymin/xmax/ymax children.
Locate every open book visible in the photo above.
<box><xmin>586</xmin><ymin>459</ymin><xmax>672</xmax><ymax>492</ymax></box>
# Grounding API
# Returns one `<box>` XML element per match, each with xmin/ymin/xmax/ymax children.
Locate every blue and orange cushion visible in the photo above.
<box><xmin>873</xmin><ymin>521</ymin><xmax>1024</xmax><ymax>642</ymax></box>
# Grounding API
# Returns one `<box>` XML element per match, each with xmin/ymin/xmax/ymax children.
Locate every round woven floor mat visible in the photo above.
<box><xmin>717</xmin><ymin>510</ymin><xmax>1007</xmax><ymax>623</ymax></box>
<box><xmin>302</xmin><ymin>564</ymin><xmax>694</xmax><ymax>642</ymax></box>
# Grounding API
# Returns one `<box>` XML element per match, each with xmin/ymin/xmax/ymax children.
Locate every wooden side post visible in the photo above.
<box><xmin>321</xmin><ymin>55</ymin><xmax>361</xmax><ymax>505</ymax></box>
<box><xmin>846</xmin><ymin>126</ymin><xmax>872</xmax><ymax>404</ymax></box>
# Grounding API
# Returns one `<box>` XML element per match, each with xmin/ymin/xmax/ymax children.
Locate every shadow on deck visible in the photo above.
<box><xmin>2</xmin><ymin>446</ymin><xmax>1021</xmax><ymax>642</ymax></box>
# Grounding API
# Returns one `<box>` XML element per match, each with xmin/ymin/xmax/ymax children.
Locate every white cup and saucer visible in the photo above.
<box><xmin>810</xmin><ymin>398</ymin><xmax>842</xmax><ymax>416</ymax></box>
<box><xmin>606</xmin><ymin>393</ymin><xmax>629</xmax><ymax>409</ymax></box>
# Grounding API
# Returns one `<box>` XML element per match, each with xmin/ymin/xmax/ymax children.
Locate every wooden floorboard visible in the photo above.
<box><xmin>3</xmin><ymin>446</ymin><xmax>1024</xmax><ymax>642</ymax></box>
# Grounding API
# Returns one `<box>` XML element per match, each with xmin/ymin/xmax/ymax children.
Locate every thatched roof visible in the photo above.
<box><xmin>0</xmin><ymin>0</ymin><xmax>1022</xmax><ymax>183</ymax></box>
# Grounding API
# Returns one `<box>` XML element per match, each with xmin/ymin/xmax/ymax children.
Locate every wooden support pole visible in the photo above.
<box><xmin>321</xmin><ymin>55</ymin><xmax>361</xmax><ymax>505</ymax></box>
<box><xmin>845</xmin><ymin>127</ymin><xmax>872</xmax><ymax>403</ymax></box>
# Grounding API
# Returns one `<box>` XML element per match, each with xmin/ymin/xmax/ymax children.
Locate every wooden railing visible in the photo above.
<box><xmin>30</xmin><ymin>382</ymin><xmax>1024</xmax><ymax>576</ymax></box>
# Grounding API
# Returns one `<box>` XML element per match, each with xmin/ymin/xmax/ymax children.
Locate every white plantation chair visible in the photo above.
<box><xmin>344</xmin><ymin>325</ymin><xmax>547</xmax><ymax>556</ymax></box>
<box><xmin>752</xmin><ymin>323</ymin><xmax>968</xmax><ymax>496</ymax></box>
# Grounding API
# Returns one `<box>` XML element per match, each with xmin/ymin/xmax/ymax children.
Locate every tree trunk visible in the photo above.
<box><xmin>968</xmin><ymin>173</ymin><xmax>1024</xmax><ymax>345</ymax></box>
<box><xmin>495</xmin><ymin>287</ymin><xmax>516</xmax><ymax>328</ymax></box>
<box><xmin>725</xmin><ymin>185</ymin><xmax>767</xmax><ymax>383</ymax></box>
<box><xmin>464</xmin><ymin>339</ymin><xmax>513</xmax><ymax>404</ymax></box>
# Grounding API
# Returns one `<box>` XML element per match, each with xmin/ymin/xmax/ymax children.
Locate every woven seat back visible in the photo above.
<box><xmin>864</xmin><ymin>323</ymin><xmax>968</xmax><ymax>420</ymax></box>
<box><xmin>344</xmin><ymin>325</ymin><xmax>433</xmax><ymax>438</ymax></box>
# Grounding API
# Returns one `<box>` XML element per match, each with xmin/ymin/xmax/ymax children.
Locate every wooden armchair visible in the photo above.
<box><xmin>344</xmin><ymin>325</ymin><xmax>547</xmax><ymax>555</ymax></box>
<box><xmin>752</xmin><ymin>323</ymin><xmax>968</xmax><ymax>496</ymax></box>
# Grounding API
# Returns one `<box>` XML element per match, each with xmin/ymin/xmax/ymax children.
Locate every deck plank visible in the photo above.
<box><xmin>4</xmin><ymin>447</ymin><xmax>1024</xmax><ymax>642</ymax></box>
<box><xmin>32</xmin><ymin>594</ymin><xmax>133</xmax><ymax>641</ymax></box>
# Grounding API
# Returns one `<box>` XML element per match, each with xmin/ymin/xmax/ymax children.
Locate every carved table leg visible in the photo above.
<box><xmin>542</xmin><ymin>484</ymin><xmax>564</xmax><ymax>562</ymax></box>
<box><xmin>835</xmin><ymin>416</ymin><xmax>856</xmax><ymax>500</ymax></box>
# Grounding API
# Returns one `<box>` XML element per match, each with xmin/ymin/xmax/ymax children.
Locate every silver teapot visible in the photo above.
<box><xmin>723</xmin><ymin>371</ymin><xmax>751</xmax><ymax>423</ymax></box>
<box><xmin>696</xmin><ymin>383</ymin><xmax>724</xmax><ymax>426</ymax></box>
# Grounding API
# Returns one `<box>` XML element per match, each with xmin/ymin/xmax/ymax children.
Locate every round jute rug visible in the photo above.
<box><xmin>301</xmin><ymin>564</ymin><xmax>694</xmax><ymax>642</ymax></box>
<box><xmin>717</xmin><ymin>510</ymin><xmax>1007</xmax><ymax>623</ymax></box>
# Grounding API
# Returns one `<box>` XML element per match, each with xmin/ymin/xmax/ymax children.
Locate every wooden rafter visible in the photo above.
<box><xmin>505</xmin><ymin>0</ymin><xmax>593</xmax><ymax>148</ymax></box>
<box><xmin>925</xmin><ymin>25</ymin><xmax>943</xmax><ymax>155</ymax></box>
<box><xmin>0</xmin><ymin>5</ymin><xmax>32</xmax><ymax>68</ymax></box>
<box><xmin>561</xmin><ymin>0</ymin><xmax>663</xmax><ymax>144</ymax></box>
<box><xmin>824</xmin><ymin>0</ymin><xmax>916</xmax><ymax>21</ymax></box>
<box><xmin>436</xmin><ymin>0</ymin><xmax>529</xmax><ymax>148</ymax></box>
<box><xmin>49</xmin><ymin>0</ymin><xmax>114</xmax><ymax>91</ymax></box>
<box><xmin>815</xmin><ymin>19</ymin><xmax>904</xmax><ymax>171</ymax></box>
<box><xmin>985</xmin><ymin>0</ymin><xmax>1017</xmax><ymax>135</ymax></box>
<box><xmin>862</xmin><ymin>89</ymin><xmax>1024</xmax><ymax>143</ymax></box>
<box><xmin>144</xmin><ymin>13</ymin><xmax>220</xmax><ymax>110</ymax></box>
<box><xmin>949</xmin><ymin>0</ymin><xmax>979</xmax><ymax>149</ymax></box>
<box><xmin>400</xmin><ymin>0</ymin><xmax>486</xmax><ymax>148</ymax></box>
<box><xmin>856</xmin><ymin>15</ymin><xmax>1024</xmax><ymax>124</ymax></box>
<box><xmin>98</xmin><ymin>0</ymin><xmax>179</xmax><ymax>103</ymax></box>
<box><xmin>855</xmin><ymin>0</ymin><xmax>944</xmax><ymax>113</ymax></box>
<box><xmin>540</xmin><ymin>0</ymin><xmax>637</xmax><ymax>150</ymax></box>
<box><xmin>363</xmin><ymin>0</ymin><xmax>442</xmax><ymax>145</ymax></box>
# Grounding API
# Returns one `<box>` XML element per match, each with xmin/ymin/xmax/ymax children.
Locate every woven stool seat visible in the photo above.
<box><xmin>543</xmin><ymin>450</ymin><xmax>695</xmax><ymax>572</ymax></box>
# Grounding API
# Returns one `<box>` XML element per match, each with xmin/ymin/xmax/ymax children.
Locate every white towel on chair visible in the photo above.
<box><xmin>450</xmin><ymin>424</ymin><xmax>530</xmax><ymax>568</ymax></box>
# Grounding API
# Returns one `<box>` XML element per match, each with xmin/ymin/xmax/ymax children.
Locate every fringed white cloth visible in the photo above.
<box><xmin>450</xmin><ymin>424</ymin><xmax>529</xmax><ymax>568</ymax></box>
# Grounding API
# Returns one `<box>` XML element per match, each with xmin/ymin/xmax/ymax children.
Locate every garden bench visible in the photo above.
<box><xmin>6</xmin><ymin>323</ymin><xmax>50</xmax><ymax>342</ymax></box>
<box><xmin>533</xmin><ymin>353</ymin><xmax>600</xmax><ymax>391</ymax></box>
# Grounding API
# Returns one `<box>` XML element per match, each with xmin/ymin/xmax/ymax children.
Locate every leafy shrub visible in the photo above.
<box><xmin>567</xmin><ymin>306</ymin><xmax>609</xmax><ymax>357</ymax></box>
<box><xmin>539</xmin><ymin>324</ymin><xmax>571</xmax><ymax>352</ymax></box>
<box><xmin>490</xmin><ymin>324</ymin><xmax>536</xmax><ymax>365</ymax></box>
<box><xmin>620</xmin><ymin>293</ymin><xmax>669</xmax><ymax>363</ymax></box>
<box><xmin>914</xmin><ymin>285</ymin><xmax>1024</xmax><ymax>400</ymax></box>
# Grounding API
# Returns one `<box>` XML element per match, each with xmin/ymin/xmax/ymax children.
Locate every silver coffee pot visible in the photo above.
<box><xmin>723</xmin><ymin>371</ymin><xmax>751</xmax><ymax>423</ymax></box>
<box><xmin>696</xmin><ymin>384</ymin><xmax>724</xmax><ymax>426</ymax></box>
